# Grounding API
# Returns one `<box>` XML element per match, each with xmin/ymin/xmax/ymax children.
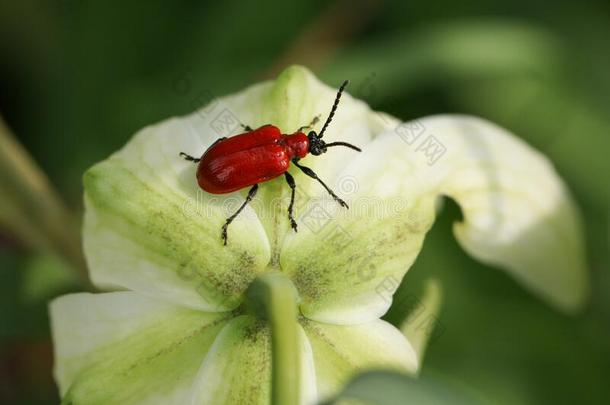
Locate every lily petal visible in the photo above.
<box><xmin>50</xmin><ymin>292</ymin><xmax>232</xmax><ymax>404</ymax></box>
<box><xmin>83</xmin><ymin>108</ymin><xmax>271</xmax><ymax>311</ymax></box>
<box><xmin>281</xmin><ymin>135</ymin><xmax>437</xmax><ymax>324</ymax></box>
<box><xmin>420</xmin><ymin>115</ymin><xmax>588</xmax><ymax>312</ymax></box>
<box><xmin>302</xmin><ymin>318</ymin><xmax>418</xmax><ymax>402</ymax></box>
<box><xmin>189</xmin><ymin>315</ymin><xmax>317</xmax><ymax>405</ymax></box>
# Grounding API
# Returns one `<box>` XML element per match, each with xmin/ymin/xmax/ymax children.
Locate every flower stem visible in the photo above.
<box><xmin>0</xmin><ymin>115</ymin><xmax>92</xmax><ymax>289</ymax></box>
<box><xmin>246</xmin><ymin>272</ymin><xmax>300</xmax><ymax>405</ymax></box>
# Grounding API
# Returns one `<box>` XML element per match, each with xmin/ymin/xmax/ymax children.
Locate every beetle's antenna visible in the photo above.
<box><xmin>324</xmin><ymin>141</ymin><xmax>361</xmax><ymax>152</ymax></box>
<box><xmin>318</xmin><ymin>80</ymin><xmax>349</xmax><ymax>139</ymax></box>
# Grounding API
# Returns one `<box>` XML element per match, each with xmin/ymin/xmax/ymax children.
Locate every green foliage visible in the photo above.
<box><xmin>323</xmin><ymin>370</ymin><xmax>486</xmax><ymax>405</ymax></box>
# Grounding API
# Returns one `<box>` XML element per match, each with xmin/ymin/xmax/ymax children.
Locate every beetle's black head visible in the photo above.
<box><xmin>308</xmin><ymin>131</ymin><xmax>327</xmax><ymax>156</ymax></box>
<box><xmin>308</xmin><ymin>130</ymin><xmax>362</xmax><ymax>156</ymax></box>
<box><xmin>305</xmin><ymin>80</ymin><xmax>362</xmax><ymax>157</ymax></box>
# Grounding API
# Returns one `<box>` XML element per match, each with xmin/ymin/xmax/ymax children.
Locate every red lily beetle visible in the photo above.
<box><xmin>180</xmin><ymin>80</ymin><xmax>360</xmax><ymax>245</ymax></box>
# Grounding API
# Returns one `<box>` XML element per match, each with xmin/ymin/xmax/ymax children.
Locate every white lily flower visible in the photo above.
<box><xmin>50</xmin><ymin>66</ymin><xmax>587</xmax><ymax>404</ymax></box>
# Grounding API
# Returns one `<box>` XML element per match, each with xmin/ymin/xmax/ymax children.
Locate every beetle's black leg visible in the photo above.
<box><xmin>284</xmin><ymin>172</ymin><xmax>298</xmax><ymax>232</ymax></box>
<box><xmin>240</xmin><ymin>123</ymin><xmax>254</xmax><ymax>132</ymax></box>
<box><xmin>222</xmin><ymin>184</ymin><xmax>259</xmax><ymax>245</ymax></box>
<box><xmin>297</xmin><ymin>115</ymin><xmax>320</xmax><ymax>132</ymax></box>
<box><xmin>180</xmin><ymin>137</ymin><xmax>228</xmax><ymax>163</ymax></box>
<box><xmin>292</xmin><ymin>160</ymin><xmax>348</xmax><ymax>209</ymax></box>
<box><xmin>179</xmin><ymin>152</ymin><xmax>200</xmax><ymax>163</ymax></box>
<box><xmin>203</xmin><ymin>137</ymin><xmax>228</xmax><ymax>153</ymax></box>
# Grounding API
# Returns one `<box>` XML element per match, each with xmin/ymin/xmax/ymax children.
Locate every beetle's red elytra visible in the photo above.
<box><xmin>180</xmin><ymin>80</ymin><xmax>361</xmax><ymax>245</ymax></box>
<box><xmin>196</xmin><ymin>125</ymin><xmax>309</xmax><ymax>194</ymax></box>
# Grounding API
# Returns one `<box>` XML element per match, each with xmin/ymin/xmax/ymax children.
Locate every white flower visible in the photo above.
<box><xmin>50</xmin><ymin>66</ymin><xmax>588</xmax><ymax>404</ymax></box>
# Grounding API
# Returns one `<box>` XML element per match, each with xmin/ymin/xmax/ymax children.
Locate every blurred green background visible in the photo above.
<box><xmin>0</xmin><ymin>0</ymin><xmax>608</xmax><ymax>404</ymax></box>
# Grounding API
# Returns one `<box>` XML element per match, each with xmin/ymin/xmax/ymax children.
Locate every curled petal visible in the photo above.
<box><xmin>376</xmin><ymin>115</ymin><xmax>588</xmax><ymax>312</ymax></box>
<box><xmin>422</xmin><ymin>115</ymin><xmax>588</xmax><ymax>312</ymax></box>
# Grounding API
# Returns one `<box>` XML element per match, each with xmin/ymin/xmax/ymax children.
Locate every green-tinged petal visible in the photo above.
<box><xmin>189</xmin><ymin>315</ymin><xmax>317</xmax><ymax>405</ymax></box>
<box><xmin>417</xmin><ymin>115</ymin><xmax>588</xmax><ymax>312</ymax></box>
<box><xmin>50</xmin><ymin>292</ymin><xmax>232</xmax><ymax>404</ymax></box>
<box><xmin>187</xmin><ymin>316</ymin><xmax>270</xmax><ymax>405</ymax></box>
<box><xmin>84</xmin><ymin>109</ymin><xmax>272</xmax><ymax>311</ymax></box>
<box><xmin>302</xmin><ymin>318</ymin><xmax>418</xmax><ymax>402</ymax></box>
<box><xmin>281</xmin><ymin>136</ymin><xmax>437</xmax><ymax>324</ymax></box>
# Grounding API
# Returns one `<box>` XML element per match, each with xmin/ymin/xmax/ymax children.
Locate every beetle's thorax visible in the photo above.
<box><xmin>281</xmin><ymin>132</ymin><xmax>309</xmax><ymax>159</ymax></box>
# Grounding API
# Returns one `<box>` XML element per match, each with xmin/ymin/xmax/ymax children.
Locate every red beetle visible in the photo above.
<box><xmin>180</xmin><ymin>81</ymin><xmax>360</xmax><ymax>244</ymax></box>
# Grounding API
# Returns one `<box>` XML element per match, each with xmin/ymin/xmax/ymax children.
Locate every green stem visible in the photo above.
<box><xmin>0</xmin><ymin>115</ymin><xmax>92</xmax><ymax>289</ymax></box>
<box><xmin>246</xmin><ymin>272</ymin><xmax>300</xmax><ymax>405</ymax></box>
